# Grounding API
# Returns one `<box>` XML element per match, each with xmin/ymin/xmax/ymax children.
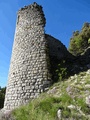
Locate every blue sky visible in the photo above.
<box><xmin>0</xmin><ymin>0</ymin><xmax>90</xmax><ymax>87</ymax></box>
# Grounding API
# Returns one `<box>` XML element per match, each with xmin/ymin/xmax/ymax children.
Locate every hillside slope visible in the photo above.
<box><xmin>1</xmin><ymin>69</ymin><xmax>90</xmax><ymax>120</ymax></box>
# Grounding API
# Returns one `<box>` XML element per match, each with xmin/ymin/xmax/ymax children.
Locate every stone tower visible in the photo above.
<box><xmin>4</xmin><ymin>2</ymin><xmax>51</xmax><ymax>111</ymax></box>
<box><xmin>4</xmin><ymin>2</ymin><xmax>72</xmax><ymax>111</ymax></box>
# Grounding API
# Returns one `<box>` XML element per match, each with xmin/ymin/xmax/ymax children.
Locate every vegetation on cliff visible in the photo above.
<box><xmin>11</xmin><ymin>70</ymin><xmax>90</xmax><ymax>120</ymax></box>
<box><xmin>68</xmin><ymin>22</ymin><xmax>90</xmax><ymax>56</ymax></box>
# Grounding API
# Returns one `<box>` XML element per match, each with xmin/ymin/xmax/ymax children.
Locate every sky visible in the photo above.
<box><xmin>0</xmin><ymin>0</ymin><xmax>90</xmax><ymax>87</ymax></box>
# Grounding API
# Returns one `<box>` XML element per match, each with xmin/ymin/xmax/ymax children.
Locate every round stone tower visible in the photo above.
<box><xmin>4</xmin><ymin>2</ymin><xmax>51</xmax><ymax>111</ymax></box>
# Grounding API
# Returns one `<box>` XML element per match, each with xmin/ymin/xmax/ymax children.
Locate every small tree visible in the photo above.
<box><xmin>56</xmin><ymin>60</ymin><xmax>67</xmax><ymax>81</ymax></box>
<box><xmin>68</xmin><ymin>22</ymin><xmax>90</xmax><ymax>56</ymax></box>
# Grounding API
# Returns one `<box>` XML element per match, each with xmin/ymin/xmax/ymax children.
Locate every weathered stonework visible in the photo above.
<box><xmin>4</xmin><ymin>3</ymin><xmax>51</xmax><ymax>111</ymax></box>
<box><xmin>4</xmin><ymin>2</ymin><xmax>70</xmax><ymax>111</ymax></box>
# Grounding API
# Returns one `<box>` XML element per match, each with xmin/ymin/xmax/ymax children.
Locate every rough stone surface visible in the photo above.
<box><xmin>4</xmin><ymin>2</ymin><xmax>71</xmax><ymax>111</ymax></box>
<box><xmin>46</xmin><ymin>34</ymin><xmax>71</xmax><ymax>60</ymax></box>
<box><xmin>57</xmin><ymin>108</ymin><xmax>62</xmax><ymax>120</ymax></box>
<box><xmin>86</xmin><ymin>95</ymin><xmax>90</xmax><ymax>107</ymax></box>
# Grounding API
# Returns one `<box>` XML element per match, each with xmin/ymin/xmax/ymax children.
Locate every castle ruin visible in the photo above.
<box><xmin>4</xmin><ymin>2</ymin><xmax>70</xmax><ymax>111</ymax></box>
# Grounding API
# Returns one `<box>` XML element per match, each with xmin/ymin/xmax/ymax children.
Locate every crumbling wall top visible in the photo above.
<box><xmin>17</xmin><ymin>2</ymin><xmax>46</xmax><ymax>27</ymax></box>
<box><xmin>18</xmin><ymin>2</ymin><xmax>43</xmax><ymax>14</ymax></box>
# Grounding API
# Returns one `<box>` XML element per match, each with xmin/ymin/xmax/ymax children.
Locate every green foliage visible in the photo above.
<box><xmin>68</xmin><ymin>22</ymin><xmax>90</xmax><ymax>56</ymax></box>
<box><xmin>13</xmin><ymin>96</ymin><xmax>62</xmax><ymax>120</ymax></box>
<box><xmin>12</xmin><ymin>91</ymin><xmax>77</xmax><ymax>120</ymax></box>
<box><xmin>0</xmin><ymin>87</ymin><xmax>6</xmax><ymax>108</ymax></box>
<box><xmin>88</xmin><ymin>38</ymin><xmax>90</xmax><ymax>44</ymax></box>
<box><xmin>62</xmin><ymin>109</ymin><xmax>70</xmax><ymax>118</ymax></box>
<box><xmin>56</xmin><ymin>60</ymin><xmax>67</xmax><ymax>81</ymax></box>
<box><xmin>11</xmin><ymin>69</ymin><xmax>90</xmax><ymax>120</ymax></box>
<box><xmin>75</xmin><ymin>98</ymin><xmax>89</xmax><ymax>114</ymax></box>
<box><xmin>13</xmin><ymin>92</ymin><xmax>88</xmax><ymax>119</ymax></box>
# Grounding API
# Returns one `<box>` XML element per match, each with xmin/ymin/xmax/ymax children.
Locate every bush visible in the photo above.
<box><xmin>68</xmin><ymin>22</ymin><xmax>90</xmax><ymax>56</ymax></box>
<box><xmin>55</xmin><ymin>60</ymin><xmax>67</xmax><ymax>81</ymax></box>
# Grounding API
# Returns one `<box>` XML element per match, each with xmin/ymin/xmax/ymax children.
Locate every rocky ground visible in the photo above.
<box><xmin>1</xmin><ymin>69</ymin><xmax>90</xmax><ymax>120</ymax></box>
<box><xmin>47</xmin><ymin>69</ymin><xmax>90</xmax><ymax>119</ymax></box>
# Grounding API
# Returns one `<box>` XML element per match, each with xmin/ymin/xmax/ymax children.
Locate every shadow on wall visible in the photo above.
<box><xmin>45</xmin><ymin>34</ymin><xmax>90</xmax><ymax>83</ymax></box>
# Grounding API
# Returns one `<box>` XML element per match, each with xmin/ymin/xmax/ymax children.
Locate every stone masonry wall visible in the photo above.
<box><xmin>45</xmin><ymin>34</ymin><xmax>72</xmax><ymax>82</ymax></box>
<box><xmin>4</xmin><ymin>2</ymin><xmax>72</xmax><ymax>112</ymax></box>
<box><xmin>4</xmin><ymin>3</ymin><xmax>51</xmax><ymax>111</ymax></box>
<box><xmin>46</xmin><ymin>34</ymin><xmax>70</xmax><ymax>60</ymax></box>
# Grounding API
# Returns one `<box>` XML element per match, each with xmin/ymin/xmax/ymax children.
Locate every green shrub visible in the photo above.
<box><xmin>12</xmin><ymin>92</ymin><xmax>76</xmax><ymax>120</ymax></box>
<box><xmin>62</xmin><ymin>109</ymin><xmax>70</xmax><ymax>118</ymax></box>
<box><xmin>68</xmin><ymin>22</ymin><xmax>90</xmax><ymax>56</ymax></box>
<box><xmin>55</xmin><ymin>60</ymin><xmax>67</xmax><ymax>81</ymax></box>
